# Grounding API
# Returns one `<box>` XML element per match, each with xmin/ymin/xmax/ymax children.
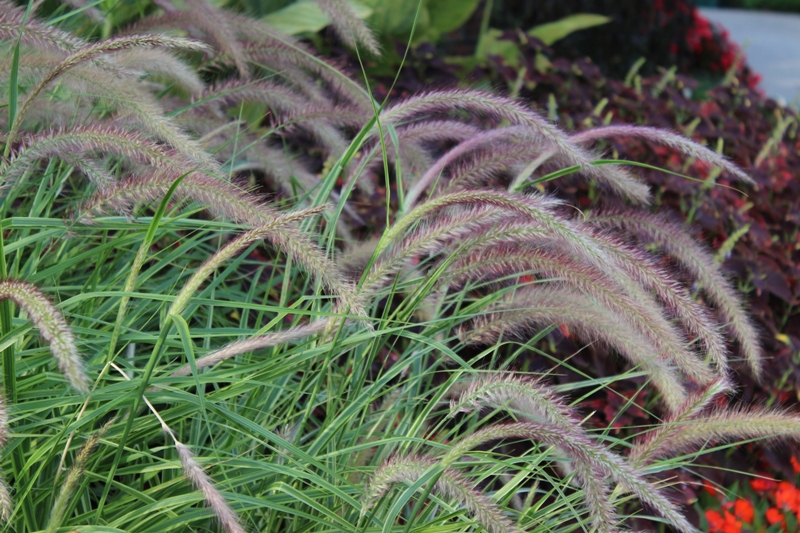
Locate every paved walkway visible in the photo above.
<box><xmin>701</xmin><ymin>8</ymin><xmax>800</xmax><ymax>105</ymax></box>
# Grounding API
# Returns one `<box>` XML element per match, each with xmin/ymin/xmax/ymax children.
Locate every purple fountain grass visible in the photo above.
<box><xmin>630</xmin><ymin>378</ymin><xmax>733</xmax><ymax>466</ymax></box>
<box><xmin>363</xmin><ymin>454</ymin><xmax>525</xmax><ymax>533</ymax></box>
<box><xmin>379</xmin><ymin>89</ymin><xmax>652</xmax><ymax>204</ymax></box>
<box><xmin>166</xmin><ymin>319</ymin><xmax>332</xmax><ymax>380</ymax></box>
<box><xmin>315</xmin><ymin>0</ymin><xmax>381</xmax><ymax>56</ymax></box>
<box><xmin>0</xmin><ymin>280</ymin><xmax>89</xmax><ymax>392</ymax></box>
<box><xmin>77</xmin><ymin>171</ymin><xmax>366</xmax><ymax>319</ymax></box>
<box><xmin>583</xmin><ymin>229</ymin><xmax>730</xmax><ymax>373</ymax></box>
<box><xmin>46</xmin><ymin>423</ymin><xmax>109</xmax><ymax>533</ymax></box>
<box><xmin>442</xmin><ymin>419</ymin><xmax>616</xmax><ymax>533</ymax></box>
<box><xmin>0</xmin><ymin>0</ymin><xmax>85</xmax><ymax>52</ymax></box>
<box><xmin>404</xmin><ymin>126</ymin><xmax>548</xmax><ymax>207</ymax></box>
<box><xmin>629</xmin><ymin>379</ymin><xmax>800</xmax><ymax>467</ymax></box>
<box><xmin>241</xmin><ymin>43</ymin><xmax>371</xmax><ymax>109</ymax></box>
<box><xmin>458</xmin><ymin>286</ymin><xmax>689</xmax><ymax>412</ymax></box>
<box><xmin>191</xmin><ymin>80</ymin><xmax>350</xmax><ymax>159</ymax></box>
<box><xmin>588</xmin><ymin>209</ymin><xmax>762</xmax><ymax>378</ymax></box>
<box><xmin>441</xmin><ymin>421</ymin><xmax>697</xmax><ymax>533</ymax></box>
<box><xmin>570</xmin><ymin>125</ymin><xmax>755</xmax><ymax>185</ymax></box>
<box><xmin>169</xmin><ymin>205</ymin><xmax>329</xmax><ymax>318</ymax></box>
<box><xmin>4</xmin><ymin>126</ymin><xmax>179</xmax><ymax>184</ymax></box>
<box><xmin>195</xmin><ymin>0</ymin><xmax>250</xmax><ymax>79</ymax></box>
<box><xmin>361</xmin><ymin>120</ymin><xmax>483</xmax><ymax>179</ymax></box>
<box><xmin>162</xmin><ymin>427</ymin><xmax>247</xmax><ymax>533</ymax></box>
<box><xmin>358</xmin><ymin>206</ymin><xmax>509</xmax><ymax>293</ymax></box>
<box><xmin>114</xmin><ymin>48</ymin><xmax>205</xmax><ymax>97</ymax></box>
<box><xmin>444</xmin><ymin>243</ymin><xmax>715</xmax><ymax>384</ymax></box>
<box><xmin>6</xmin><ymin>34</ymin><xmax>211</xmax><ymax>152</ymax></box>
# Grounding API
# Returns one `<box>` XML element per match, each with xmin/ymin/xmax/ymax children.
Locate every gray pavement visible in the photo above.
<box><xmin>701</xmin><ymin>8</ymin><xmax>800</xmax><ymax>105</ymax></box>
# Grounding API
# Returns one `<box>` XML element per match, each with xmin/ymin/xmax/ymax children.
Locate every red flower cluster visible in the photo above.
<box><xmin>705</xmin><ymin>499</ymin><xmax>753</xmax><ymax>533</ymax></box>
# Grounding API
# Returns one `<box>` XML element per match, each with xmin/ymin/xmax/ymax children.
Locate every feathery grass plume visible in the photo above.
<box><xmin>315</xmin><ymin>0</ymin><xmax>381</xmax><ymax>56</ymax></box>
<box><xmin>459</xmin><ymin>286</ymin><xmax>688</xmax><ymax>412</ymax></box>
<box><xmin>626</xmin><ymin>379</ymin><xmax>800</xmax><ymax>466</ymax></box>
<box><xmin>6</xmin><ymin>35</ymin><xmax>210</xmax><ymax>152</ymax></box>
<box><xmin>46</xmin><ymin>422</ymin><xmax>110</xmax><ymax>533</ymax></box>
<box><xmin>241</xmin><ymin>42</ymin><xmax>371</xmax><ymax>109</ymax></box>
<box><xmin>146</xmin><ymin>6</ymin><xmax>371</xmax><ymax>109</ymax></box>
<box><xmin>404</xmin><ymin>126</ymin><xmax>547</xmax><ymax>207</ymax></box>
<box><xmin>360</xmin><ymin>206</ymin><xmax>509</xmax><ymax>293</ymax></box>
<box><xmin>363</xmin><ymin>454</ymin><xmax>525</xmax><ymax>533</ymax></box>
<box><xmin>169</xmin><ymin>205</ymin><xmax>329</xmax><ymax>317</ymax></box>
<box><xmin>629</xmin><ymin>378</ymin><xmax>733</xmax><ymax>466</ymax></box>
<box><xmin>379</xmin><ymin>190</ymin><xmax>640</xmax><ymax>294</ymax></box>
<box><xmin>448</xmin><ymin>375</ymin><xmax>617</xmax><ymax>532</ymax></box>
<box><xmin>161</xmin><ymin>426</ymin><xmax>247</xmax><ymax>533</ymax></box>
<box><xmin>0</xmin><ymin>280</ymin><xmax>89</xmax><ymax>392</ymax></box>
<box><xmin>114</xmin><ymin>48</ymin><xmax>205</xmax><ymax>97</ymax></box>
<box><xmin>362</xmin><ymin>120</ymin><xmax>483</xmax><ymax>178</ymax></box>
<box><xmin>195</xmin><ymin>0</ymin><xmax>250</xmax><ymax>79</ymax></box>
<box><xmin>3</xmin><ymin>126</ymin><xmax>177</xmax><ymax>188</ymax></box>
<box><xmin>570</xmin><ymin>125</ymin><xmax>755</xmax><ymax>185</ymax></box>
<box><xmin>379</xmin><ymin>90</ymin><xmax>652</xmax><ymax>204</ymax></box>
<box><xmin>442</xmin><ymin>422</ymin><xmax>696</xmax><ymax>533</ymax></box>
<box><xmin>77</xmin><ymin>171</ymin><xmax>366</xmax><ymax>319</ymax></box>
<box><xmin>589</xmin><ymin>210</ymin><xmax>762</xmax><ymax>378</ymax></box>
<box><xmin>585</xmin><ymin>229</ymin><xmax>729</xmax><ymax>373</ymax></box>
<box><xmin>445</xmin><ymin>244</ymin><xmax>715</xmax><ymax>384</ymax></box>
<box><xmin>0</xmin><ymin>0</ymin><xmax>85</xmax><ymax>52</ymax></box>
<box><xmin>167</xmin><ymin>319</ymin><xmax>331</xmax><ymax>379</ymax></box>
<box><xmin>192</xmin><ymin>80</ymin><xmax>350</xmax><ymax>160</ymax></box>
<box><xmin>0</xmin><ymin>476</ymin><xmax>10</xmax><ymax>523</ymax></box>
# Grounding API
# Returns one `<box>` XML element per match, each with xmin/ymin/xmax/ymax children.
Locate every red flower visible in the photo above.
<box><xmin>733</xmin><ymin>499</ymin><xmax>754</xmax><ymax>523</ymax></box>
<box><xmin>791</xmin><ymin>456</ymin><xmax>800</xmax><ymax>475</ymax></box>
<box><xmin>775</xmin><ymin>481</ymin><xmax>800</xmax><ymax>513</ymax></box>
<box><xmin>765</xmin><ymin>507</ymin><xmax>784</xmax><ymax>527</ymax></box>
<box><xmin>706</xmin><ymin>509</ymin><xmax>742</xmax><ymax>533</ymax></box>
<box><xmin>750</xmin><ymin>477</ymin><xmax>778</xmax><ymax>492</ymax></box>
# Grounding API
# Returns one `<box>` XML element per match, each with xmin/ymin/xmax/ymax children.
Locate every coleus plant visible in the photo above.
<box><xmin>0</xmin><ymin>1</ymin><xmax>797</xmax><ymax>533</ymax></box>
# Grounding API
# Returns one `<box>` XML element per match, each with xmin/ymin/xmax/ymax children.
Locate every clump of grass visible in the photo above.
<box><xmin>0</xmin><ymin>3</ymin><xmax>789</xmax><ymax>533</ymax></box>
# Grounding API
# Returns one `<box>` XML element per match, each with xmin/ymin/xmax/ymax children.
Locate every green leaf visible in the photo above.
<box><xmin>475</xmin><ymin>28</ymin><xmax>522</xmax><ymax>67</ymax></box>
<box><xmin>361</xmin><ymin>0</ymin><xmax>430</xmax><ymax>42</ymax></box>
<box><xmin>425</xmin><ymin>0</ymin><xmax>480</xmax><ymax>41</ymax></box>
<box><xmin>528</xmin><ymin>13</ymin><xmax>611</xmax><ymax>46</ymax></box>
<box><xmin>263</xmin><ymin>0</ymin><xmax>372</xmax><ymax>35</ymax></box>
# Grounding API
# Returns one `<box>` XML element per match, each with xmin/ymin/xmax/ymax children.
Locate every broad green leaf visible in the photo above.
<box><xmin>361</xmin><ymin>0</ymin><xmax>430</xmax><ymax>42</ymax></box>
<box><xmin>528</xmin><ymin>13</ymin><xmax>611</xmax><ymax>45</ymax></box>
<box><xmin>263</xmin><ymin>0</ymin><xmax>372</xmax><ymax>35</ymax></box>
<box><xmin>425</xmin><ymin>0</ymin><xmax>480</xmax><ymax>40</ymax></box>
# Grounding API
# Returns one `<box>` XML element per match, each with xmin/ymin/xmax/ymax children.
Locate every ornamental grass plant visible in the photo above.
<box><xmin>0</xmin><ymin>2</ymin><xmax>797</xmax><ymax>532</ymax></box>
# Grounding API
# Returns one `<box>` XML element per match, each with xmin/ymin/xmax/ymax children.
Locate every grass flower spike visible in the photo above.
<box><xmin>0</xmin><ymin>280</ymin><xmax>88</xmax><ymax>392</ymax></box>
